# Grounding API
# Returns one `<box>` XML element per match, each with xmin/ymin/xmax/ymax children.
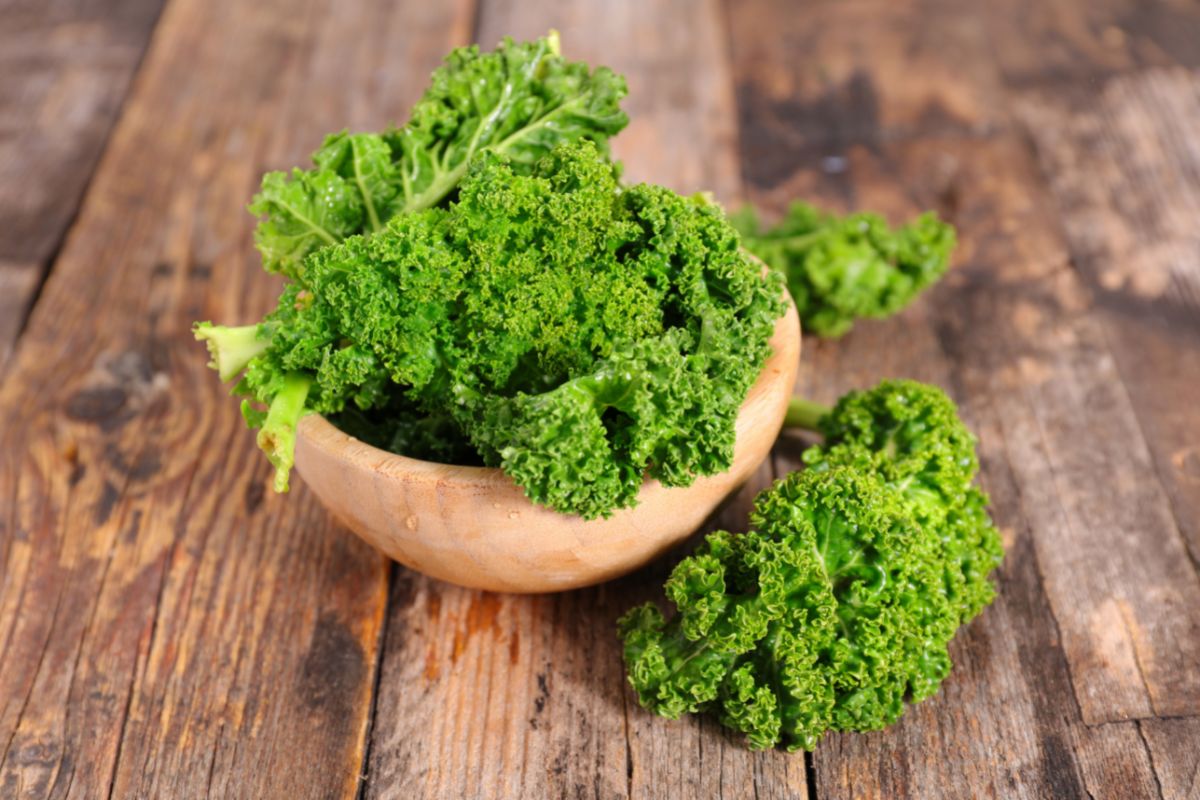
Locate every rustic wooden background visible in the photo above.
<box><xmin>2</xmin><ymin>0</ymin><xmax>1199</xmax><ymax>797</ymax></box>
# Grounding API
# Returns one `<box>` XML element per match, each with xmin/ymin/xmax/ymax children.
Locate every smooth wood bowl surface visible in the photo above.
<box><xmin>294</xmin><ymin>297</ymin><xmax>800</xmax><ymax>593</ymax></box>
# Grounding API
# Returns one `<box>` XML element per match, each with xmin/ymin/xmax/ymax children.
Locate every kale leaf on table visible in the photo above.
<box><xmin>732</xmin><ymin>202</ymin><xmax>955</xmax><ymax>338</ymax></box>
<box><xmin>619</xmin><ymin>380</ymin><xmax>1004</xmax><ymax>750</ymax></box>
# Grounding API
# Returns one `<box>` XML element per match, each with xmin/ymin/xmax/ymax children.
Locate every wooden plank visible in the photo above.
<box><xmin>982</xmin><ymin>0</ymin><xmax>1200</xmax><ymax>86</ymax></box>
<box><xmin>733</xmin><ymin>0</ymin><xmax>1009</xmax><ymax>196</ymax></box>
<box><xmin>761</xmin><ymin>133</ymin><xmax>1097</xmax><ymax>800</ymax></box>
<box><xmin>1012</xmin><ymin>68</ymin><xmax>1200</xmax><ymax>571</ymax></box>
<box><xmin>728</xmin><ymin>0</ymin><xmax>1200</xmax><ymax>795</ymax></box>
<box><xmin>361</xmin><ymin>1</ymin><xmax>807</xmax><ymax>797</ymax></box>
<box><xmin>0</xmin><ymin>0</ymin><xmax>165</xmax><ymax>366</ymax></box>
<box><xmin>1141</xmin><ymin>718</ymin><xmax>1200</xmax><ymax>800</ymax></box>
<box><xmin>0</xmin><ymin>0</ymin><xmax>474</xmax><ymax>797</ymax></box>
<box><xmin>1005</xmin><ymin>62</ymin><xmax>1200</xmax><ymax>797</ymax></box>
<box><xmin>367</xmin><ymin>470</ymin><xmax>810</xmax><ymax>800</ymax></box>
<box><xmin>767</xmin><ymin>121</ymin><xmax>1183</xmax><ymax>800</ymax></box>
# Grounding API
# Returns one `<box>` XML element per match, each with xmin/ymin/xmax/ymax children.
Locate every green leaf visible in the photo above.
<box><xmin>313</xmin><ymin>132</ymin><xmax>400</xmax><ymax>233</ymax></box>
<box><xmin>249</xmin><ymin>34</ymin><xmax>629</xmax><ymax>281</ymax></box>
<box><xmin>236</xmin><ymin>141</ymin><xmax>784</xmax><ymax>512</ymax></box>
<box><xmin>733</xmin><ymin>203</ymin><xmax>955</xmax><ymax>338</ymax></box>
<box><xmin>620</xmin><ymin>380</ymin><xmax>1004</xmax><ymax>751</ymax></box>
<box><xmin>250</xmin><ymin>169</ymin><xmax>362</xmax><ymax>281</ymax></box>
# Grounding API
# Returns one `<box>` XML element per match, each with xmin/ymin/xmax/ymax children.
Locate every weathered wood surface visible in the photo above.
<box><xmin>982</xmin><ymin>0</ymin><xmax>1200</xmax><ymax>85</ymax></box>
<box><xmin>1</xmin><ymin>0</ymin><xmax>1199</xmax><ymax>798</ymax></box>
<box><xmin>0</xmin><ymin>0</ymin><xmax>472</xmax><ymax>797</ymax></box>
<box><xmin>0</xmin><ymin>0</ymin><xmax>165</xmax><ymax>367</ymax></box>
<box><xmin>1014</xmin><ymin>67</ymin><xmax>1200</xmax><ymax>571</ymax></box>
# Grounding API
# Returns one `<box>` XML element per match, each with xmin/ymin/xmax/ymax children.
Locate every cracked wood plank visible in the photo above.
<box><xmin>359</xmin><ymin>1</ymin><xmax>808</xmax><ymax>798</ymax></box>
<box><xmin>1012</xmin><ymin>66</ymin><xmax>1200</xmax><ymax>582</ymax></box>
<box><xmin>1141</xmin><ymin>718</ymin><xmax>1200</xmax><ymax>800</ymax></box>
<box><xmin>0</xmin><ymin>0</ymin><xmax>165</xmax><ymax>368</ymax></box>
<box><xmin>986</xmin><ymin>9</ymin><xmax>1200</xmax><ymax>781</ymax></box>
<box><xmin>0</xmin><ymin>0</ymin><xmax>474</xmax><ymax>796</ymax></box>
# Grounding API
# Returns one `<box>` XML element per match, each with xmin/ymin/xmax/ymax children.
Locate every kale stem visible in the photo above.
<box><xmin>784</xmin><ymin>397</ymin><xmax>831</xmax><ymax>432</ymax></box>
<box><xmin>257</xmin><ymin>372</ymin><xmax>312</xmax><ymax>493</ymax></box>
<box><xmin>193</xmin><ymin>322</ymin><xmax>271</xmax><ymax>382</ymax></box>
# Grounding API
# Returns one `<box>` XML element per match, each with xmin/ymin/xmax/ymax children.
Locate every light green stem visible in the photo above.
<box><xmin>784</xmin><ymin>397</ymin><xmax>831</xmax><ymax>432</ymax></box>
<box><xmin>257</xmin><ymin>372</ymin><xmax>312</xmax><ymax>493</ymax></box>
<box><xmin>194</xmin><ymin>322</ymin><xmax>271</xmax><ymax>382</ymax></box>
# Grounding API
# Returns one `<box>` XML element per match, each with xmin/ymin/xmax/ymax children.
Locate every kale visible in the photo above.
<box><xmin>249</xmin><ymin>32</ymin><xmax>629</xmax><ymax>282</ymax></box>
<box><xmin>199</xmin><ymin>140</ymin><xmax>784</xmax><ymax>514</ymax></box>
<box><xmin>619</xmin><ymin>380</ymin><xmax>1003</xmax><ymax>750</ymax></box>
<box><xmin>732</xmin><ymin>203</ymin><xmax>955</xmax><ymax>338</ymax></box>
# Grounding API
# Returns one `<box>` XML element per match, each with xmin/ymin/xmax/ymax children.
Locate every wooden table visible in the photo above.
<box><xmin>3</xmin><ymin>0</ymin><xmax>1199</xmax><ymax>797</ymax></box>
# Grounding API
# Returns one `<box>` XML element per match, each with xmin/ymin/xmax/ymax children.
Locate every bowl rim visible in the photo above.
<box><xmin>298</xmin><ymin>413</ymin><xmax>519</xmax><ymax>487</ymax></box>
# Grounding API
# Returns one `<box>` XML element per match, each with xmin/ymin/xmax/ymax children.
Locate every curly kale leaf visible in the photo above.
<box><xmin>801</xmin><ymin>380</ymin><xmax>1004</xmax><ymax>622</ymax></box>
<box><xmin>621</xmin><ymin>468</ymin><xmax>953</xmax><ymax>750</ymax></box>
<box><xmin>446</xmin><ymin>150</ymin><xmax>783</xmax><ymax>515</ymax></box>
<box><xmin>225</xmin><ymin>141</ymin><xmax>785</xmax><ymax>516</ymax></box>
<box><xmin>250</xmin><ymin>33</ymin><xmax>629</xmax><ymax>281</ymax></box>
<box><xmin>620</xmin><ymin>380</ymin><xmax>1003</xmax><ymax>750</ymax></box>
<box><xmin>803</xmin><ymin>378</ymin><xmax>979</xmax><ymax>528</ymax></box>
<box><xmin>731</xmin><ymin>202</ymin><xmax>954</xmax><ymax>338</ymax></box>
<box><xmin>473</xmin><ymin>328</ymin><xmax>737</xmax><ymax>518</ymax></box>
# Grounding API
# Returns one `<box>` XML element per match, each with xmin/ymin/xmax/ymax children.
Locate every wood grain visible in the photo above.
<box><xmin>733</xmin><ymin>0</ymin><xmax>1009</xmax><ymax>197</ymax></box>
<box><xmin>1141</xmin><ymin>718</ymin><xmax>1200</xmax><ymax>800</ymax></box>
<box><xmin>0</xmin><ymin>0</ymin><xmax>165</xmax><ymax>367</ymax></box>
<box><xmin>982</xmin><ymin>0</ymin><xmax>1200</xmax><ymax>86</ymax></box>
<box><xmin>0</xmin><ymin>0</ymin><xmax>473</xmax><ymax>797</ymax></box>
<box><xmin>992</xmin><ymin>78</ymin><xmax>1200</xmax><ymax>725</ymax></box>
<box><xmin>1013</xmin><ymin>67</ymin><xmax>1200</xmax><ymax>574</ymax></box>
<box><xmin>361</xmin><ymin>1</ymin><xmax>809</xmax><ymax>797</ymax></box>
<box><xmin>991</xmin><ymin>7</ymin><xmax>1200</xmax><ymax>777</ymax></box>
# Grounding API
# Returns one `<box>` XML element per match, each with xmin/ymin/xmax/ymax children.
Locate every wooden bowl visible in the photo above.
<box><xmin>294</xmin><ymin>297</ymin><xmax>800</xmax><ymax>593</ymax></box>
